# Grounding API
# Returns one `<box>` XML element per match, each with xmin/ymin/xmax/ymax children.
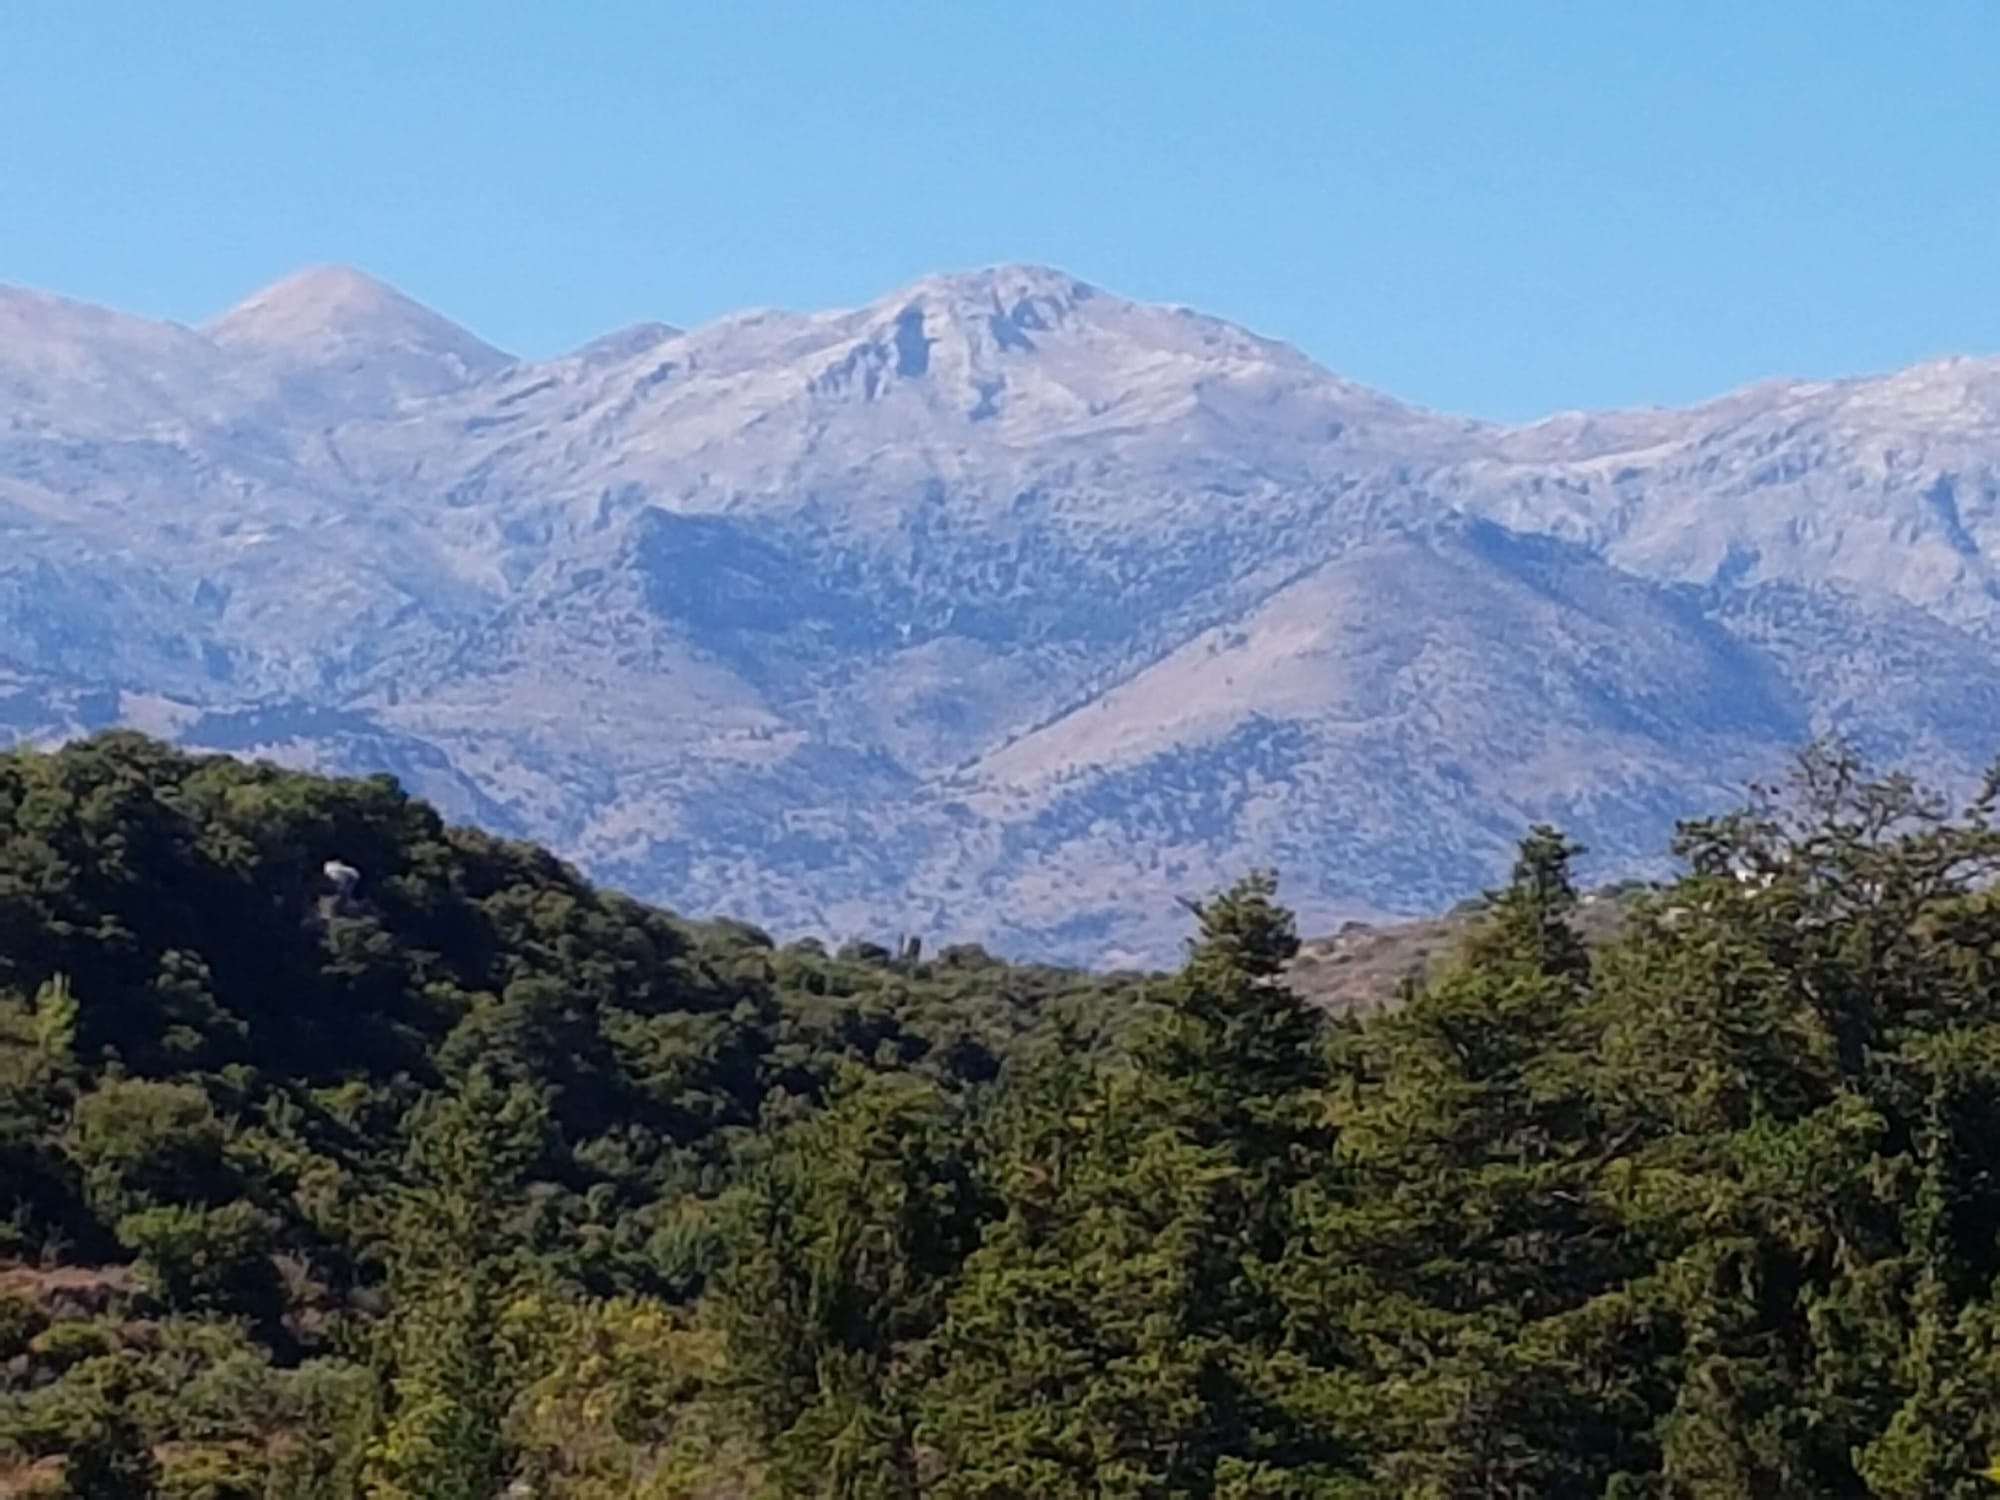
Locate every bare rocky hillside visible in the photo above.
<box><xmin>4</xmin><ymin>264</ymin><xmax>1997</xmax><ymax>961</ymax></box>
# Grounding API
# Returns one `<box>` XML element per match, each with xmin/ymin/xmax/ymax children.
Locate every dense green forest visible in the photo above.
<box><xmin>9</xmin><ymin>734</ymin><xmax>2000</xmax><ymax>1496</ymax></box>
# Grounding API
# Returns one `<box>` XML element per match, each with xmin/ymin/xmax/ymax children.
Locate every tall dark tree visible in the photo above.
<box><xmin>714</xmin><ymin>1070</ymin><xmax>985</xmax><ymax>1498</ymax></box>
<box><xmin>924</xmin><ymin>876</ymin><xmax>1352</xmax><ymax>1496</ymax></box>
<box><xmin>1303</xmin><ymin>827</ymin><xmax>1663</xmax><ymax>1495</ymax></box>
<box><xmin>1141</xmin><ymin>869</ymin><xmax>1324</xmax><ymax>1156</ymax></box>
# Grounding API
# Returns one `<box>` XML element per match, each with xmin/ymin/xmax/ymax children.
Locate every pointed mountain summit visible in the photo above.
<box><xmin>206</xmin><ymin>265</ymin><xmax>513</xmax><ymax>413</ymax></box>
<box><xmin>765</xmin><ymin>262</ymin><xmax>1482</xmax><ymax>463</ymax></box>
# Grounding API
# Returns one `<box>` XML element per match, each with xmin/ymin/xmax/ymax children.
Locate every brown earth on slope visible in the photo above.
<box><xmin>1289</xmin><ymin>887</ymin><xmax>1636</xmax><ymax>1014</ymax></box>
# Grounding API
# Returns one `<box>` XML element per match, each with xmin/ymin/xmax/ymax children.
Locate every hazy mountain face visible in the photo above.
<box><xmin>4</xmin><ymin>263</ymin><xmax>1998</xmax><ymax>962</ymax></box>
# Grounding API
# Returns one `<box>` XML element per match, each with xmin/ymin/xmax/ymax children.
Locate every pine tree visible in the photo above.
<box><xmin>1331</xmin><ymin>827</ymin><xmax>1602</xmax><ymax>1311</ymax></box>
<box><xmin>923</xmin><ymin>876</ymin><xmax>1353</xmax><ymax>1496</ymax></box>
<box><xmin>1140</xmin><ymin>870</ymin><xmax>1324</xmax><ymax>1159</ymax></box>
<box><xmin>1600</xmin><ymin>751</ymin><xmax>2000</xmax><ymax>1494</ymax></box>
<box><xmin>1309</xmin><ymin>827</ymin><xmax>1658</xmax><ymax>1494</ymax></box>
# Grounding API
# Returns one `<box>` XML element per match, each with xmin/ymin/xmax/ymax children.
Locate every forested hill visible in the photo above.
<box><xmin>0</xmin><ymin>733</ymin><xmax>1138</xmax><ymax>1497</ymax></box>
<box><xmin>11</xmin><ymin>735</ymin><xmax>2000</xmax><ymax>1495</ymax></box>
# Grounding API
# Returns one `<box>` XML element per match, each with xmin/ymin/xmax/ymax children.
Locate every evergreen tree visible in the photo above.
<box><xmin>1308</xmin><ymin>827</ymin><xmax>1659</xmax><ymax>1494</ymax></box>
<box><xmin>714</xmin><ymin>1070</ymin><xmax>985</xmax><ymax>1497</ymax></box>
<box><xmin>1141</xmin><ymin>870</ymin><xmax>1324</xmax><ymax>1158</ymax></box>
<box><xmin>366</xmin><ymin>1067</ymin><xmax>548</xmax><ymax>1500</ymax></box>
<box><xmin>924</xmin><ymin>877</ymin><xmax>1351</xmax><ymax>1496</ymax></box>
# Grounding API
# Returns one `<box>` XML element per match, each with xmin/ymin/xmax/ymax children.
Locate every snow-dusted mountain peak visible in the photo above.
<box><xmin>1843</xmin><ymin>354</ymin><xmax>2000</xmax><ymax>425</ymax></box>
<box><xmin>204</xmin><ymin>264</ymin><xmax>513</xmax><ymax>412</ymax></box>
<box><xmin>889</xmin><ymin>262</ymin><xmax>1098</xmax><ymax>338</ymax></box>
<box><xmin>8</xmin><ymin>265</ymin><xmax>2000</xmax><ymax>962</ymax></box>
<box><xmin>208</xmin><ymin>264</ymin><xmax>456</xmax><ymax>341</ymax></box>
<box><xmin>855</xmin><ymin>262</ymin><xmax>1316</xmax><ymax>373</ymax></box>
<box><xmin>901</xmin><ymin>261</ymin><xmax>1095</xmax><ymax>300</ymax></box>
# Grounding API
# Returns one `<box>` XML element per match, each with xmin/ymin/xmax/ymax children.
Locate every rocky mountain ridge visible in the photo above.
<box><xmin>3</xmin><ymin>263</ymin><xmax>1997</xmax><ymax>962</ymax></box>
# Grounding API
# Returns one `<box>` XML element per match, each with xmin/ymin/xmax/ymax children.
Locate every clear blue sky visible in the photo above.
<box><xmin>3</xmin><ymin>1</ymin><xmax>1995</xmax><ymax>421</ymax></box>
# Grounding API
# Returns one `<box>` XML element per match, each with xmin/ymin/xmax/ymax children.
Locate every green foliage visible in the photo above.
<box><xmin>22</xmin><ymin>733</ymin><xmax>2000</xmax><ymax>1494</ymax></box>
<box><xmin>31</xmin><ymin>974</ymin><xmax>80</xmax><ymax>1069</ymax></box>
<box><xmin>68</xmin><ymin>1079</ymin><xmax>233</xmax><ymax>1220</ymax></box>
<box><xmin>58</xmin><ymin>1375</ymin><xmax>160</xmax><ymax>1498</ymax></box>
<box><xmin>0</xmin><ymin>734</ymin><xmax>1133</xmax><ymax>1495</ymax></box>
<box><xmin>262</xmin><ymin>1361</ymin><xmax>378</xmax><ymax>1500</ymax></box>
<box><xmin>505</xmin><ymin>1294</ymin><xmax>754</xmax><ymax>1497</ymax></box>
<box><xmin>715</xmin><ymin>1070</ymin><xmax>985</xmax><ymax>1495</ymax></box>
<box><xmin>917</xmin><ymin>878</ymin><xmax>1344</xmax><ymax>1496</ymax></box>
<box><xmin>366</xmin><ymin>1068</ymin><xmax>547</xmax><ymax>1500</ymax></box>
<box><xmin>115</xmin><ymin>1201</ymin><xmax>283</xmax><ymax>1317</ymax></box>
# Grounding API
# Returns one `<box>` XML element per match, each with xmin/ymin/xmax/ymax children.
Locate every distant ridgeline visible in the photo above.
<box><xmin>7</xmin><ymin>733</ymin><xmax>2000</xmax><ymax>1495</ymax></box>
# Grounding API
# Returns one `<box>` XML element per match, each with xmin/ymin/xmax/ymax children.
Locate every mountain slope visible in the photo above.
<box><xmin>1450</xmin><ymin>356</ymin><xmax>2000</xmax><ymax>631</ymax></box>
<box><xmin>1</xmin><ymin>264</ymin><xmax>1997</xmax><ymax>960</ymax></box>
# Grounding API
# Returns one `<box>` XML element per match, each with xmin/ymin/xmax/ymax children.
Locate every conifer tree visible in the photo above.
<box><xmin>1141</xmin><ymin>870</ymin><xmax>1324</xmax><ymax>1159</ymax></box>
<box><xmin>923</xmin><ymin>876</ymin><xmax>1352</xmax><ymax>1496</ymax></box>
<box><xmin>1310</xmin><ymin>827</ymin><xmax>1658</xmax><ymax>1493</ymax></box>
<box><xmin>714</xmin><ymin>1070</ymin><xmax>983</xmax><ymax>1498</ymax></box>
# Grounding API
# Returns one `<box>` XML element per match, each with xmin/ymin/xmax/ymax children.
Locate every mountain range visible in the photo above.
<box><xmin>4</xmin><ymin>262</ymin><xmax>1998</xmax><ymax>963</ymax></box>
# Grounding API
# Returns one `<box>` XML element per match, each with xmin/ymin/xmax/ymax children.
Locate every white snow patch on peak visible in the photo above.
<box><xmin>213</xmin><ymin>266</ymin><xmax>433</xmax><ymax>338</ymax></box>
<box><xmin>1859</xmin><ymin>354</ymin><xmax>2000</xmax><ymax>413</ymax></box>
